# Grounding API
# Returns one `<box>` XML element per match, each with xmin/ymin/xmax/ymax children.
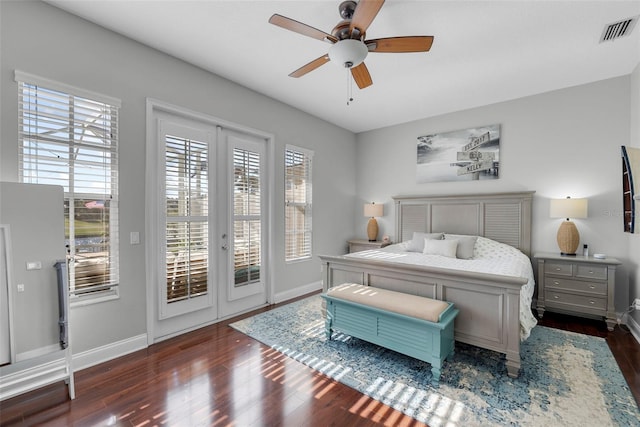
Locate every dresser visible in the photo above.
<box><xmin>347</xmin><ymin>239</ymin><xmax>391</xmax><ymax>253</ymax></box>
<box><xmin>535</xmin><ymin>252</ymin><xmax>621</xmax><ymax>331</ymax></box>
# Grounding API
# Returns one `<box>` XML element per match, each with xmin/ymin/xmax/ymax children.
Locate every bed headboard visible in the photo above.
<box><xmin>393</xmin><ymin>191</ymin><xmax>534</xmax><ymax>257</ymax></box>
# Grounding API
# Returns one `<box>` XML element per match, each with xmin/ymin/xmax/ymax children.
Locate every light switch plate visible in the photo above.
<box><xmin>26</xmin><ymin>261</ymin><xmax>42</xmax><ymax>270</ymax></box>
<box><xmin>130</xmin><ymin>231</ymin><xmax>140</xmax><ymax>245</ymax></box>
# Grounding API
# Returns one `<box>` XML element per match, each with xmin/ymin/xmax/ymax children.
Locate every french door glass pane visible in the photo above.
<box><xmin>233</xmin><ymin>148</ymin><xmax>261</xmax><ymax>287</ymax></box>
<box><xmin>165</xmin><ymin>135</ymin><xmax>209</xmax><ymax>303</ymax></box>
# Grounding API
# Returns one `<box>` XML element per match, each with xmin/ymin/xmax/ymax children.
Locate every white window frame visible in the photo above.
<box><xmin>15</xmin><ymin>71</ymin><xmax>121</xmax><ymax>306</ymax></box>
<box><xmin>284</xmin><ymin>145</ymin><xmax>313</xmax><ymax>262</ymax></box>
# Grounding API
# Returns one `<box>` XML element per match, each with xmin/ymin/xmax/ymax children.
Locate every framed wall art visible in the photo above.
<box><xmin>417</xmin><ymin>124</ymin><xmax>500</xmax><ymax>183</ymax></box>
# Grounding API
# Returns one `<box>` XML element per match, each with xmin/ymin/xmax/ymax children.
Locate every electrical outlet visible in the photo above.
<box><xmin>17</xmin><ymin>283</ymin><xmax>25</xmax><ymax>292</ymax></box>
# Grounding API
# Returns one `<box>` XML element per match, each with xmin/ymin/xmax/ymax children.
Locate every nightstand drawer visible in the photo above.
<box><xmin>545</xmin><ymin>262</ymin><xmax>573</xmax><ymax>277</ymax></box>
<box><xmin>575</xmin><ymin>264</ymin><xmax>607</xmax><ymax>280</ymax></box>
<box><xmin>545</xmin><ymin>291</ymin><xmax>606</xmax><ymax>311</ymax></box>
<box><xmin>544</xmin><ymin>277</ymin><xmax>606</xmax><ymax>295</ymax></box>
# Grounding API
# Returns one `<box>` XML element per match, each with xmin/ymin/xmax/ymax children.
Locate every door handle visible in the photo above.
<box><xmin>221</xmin><ymin>244</ymin><xmax>228</xmax><ymax>251</ymax></box>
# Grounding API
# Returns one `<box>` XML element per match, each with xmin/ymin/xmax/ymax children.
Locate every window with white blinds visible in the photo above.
<box><xmin>285</xmin><ymin>146</ymin><xmax>312</xmax><ymax>261</ymax></box>
<box><xmin>233</xmin><ymin>148</ymin><xmax>261</xmax><ymax>286</ymax></box>
<box><xmin>165</xmin><ymin>135</ymin><xmax>209</xmax><ymax>303</ymax></box>
<box><xmin>17</xmin><ymin>73</ymin><xmax>120</xmax><ymax>300</ymax></box>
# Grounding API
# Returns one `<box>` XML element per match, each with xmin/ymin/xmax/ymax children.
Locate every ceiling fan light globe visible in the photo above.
<box><xmin>328</xmin><ymin>39</ymin><xmax>368</xmax><ymax>68</ymax></box>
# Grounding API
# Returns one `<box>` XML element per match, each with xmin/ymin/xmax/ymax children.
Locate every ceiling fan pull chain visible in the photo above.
<box><xmin>346</xmin><ymin>68</ymin><xmax>354</xmax><ymax>106</ymax></box>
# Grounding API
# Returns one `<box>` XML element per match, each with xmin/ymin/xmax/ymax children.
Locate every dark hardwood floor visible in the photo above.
<box><xmin>2</xmin><ymin>293</ymin><xmax>639</xmax><ymax>426</ymax></box>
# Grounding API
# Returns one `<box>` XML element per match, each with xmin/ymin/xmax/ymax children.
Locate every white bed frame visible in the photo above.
<box><xmin>319</xmin><ymin>191</ymin><xmax>534</xmax><ymax>377</ymax></box>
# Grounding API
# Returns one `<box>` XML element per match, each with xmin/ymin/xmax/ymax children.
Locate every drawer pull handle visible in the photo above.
<box><xmin>553</xmin><ymin>281</ymin><xmax>560</xmax><ymax>286</ymax></box>
<box><xmin>589</xmin><ymin>300</ymin><xmax>595</xmax><ymax>305</ymax></box>
<box><xmin>589</xmin><ymin>271</ymin><xmax>594</xmax><ymax>274</ymax></box>
<box><xmin>554</xmin><ymin>295</ymin><xmax>559</xmax><ymax>299</ymax></box>
<box><xmin>555</xmin><ymin>267</ymin><xmax>561</xmax><ymax>271</ymax></box>
<box><xmin>589</xmin><ymin>285</ymin><xmax>595</xmax><ymax>289</ymax></box>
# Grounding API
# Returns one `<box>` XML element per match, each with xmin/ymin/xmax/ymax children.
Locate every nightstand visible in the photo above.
<box><xmin>347</xmin><ymin>239</ymin><xmax>391</xmax><ymax>253</ymax></box>
<box><xmin>535</xmin><ymin>252</ymin><xmax>621</xmax><ymax>331</ymax></box>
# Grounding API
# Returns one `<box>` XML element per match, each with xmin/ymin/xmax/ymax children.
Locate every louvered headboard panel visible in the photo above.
<box><xmin>394</xmin><ymin>192</ymin><xmax>534</xmax><ymax>257</ymax></box>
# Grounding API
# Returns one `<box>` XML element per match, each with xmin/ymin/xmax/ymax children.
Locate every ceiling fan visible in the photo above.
<box><xmin>269</xmin><ymin>0</ymin><xmax>434</xmax><ymax>90</ymax></box>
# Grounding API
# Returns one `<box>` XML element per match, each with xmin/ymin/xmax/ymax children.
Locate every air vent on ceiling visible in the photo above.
<box><xmin>600</xmin><ymin>16</ymin><xmax>638</xmax><ymax>43</ymax></box>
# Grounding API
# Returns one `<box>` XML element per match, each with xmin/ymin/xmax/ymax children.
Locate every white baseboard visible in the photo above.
<box><xmin>273</xmin><ymin>281</ymin><xmax>322</xmax><ymax>304</ymax></box>
<box><xmin>72</xmin><ymin>333</ymin><xmax>148</xmax><ymax>371</ymax></box>
<box><xmin>627</xmin><ymin>314</ymin><xmax>640</xmax><ymax>345</ymax></box>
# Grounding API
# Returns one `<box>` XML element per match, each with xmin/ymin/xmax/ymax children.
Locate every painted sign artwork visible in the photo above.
<box><xmin>416</xmin><ymin>124</ymin><xmax>500</xmax><ymax>183</ymax></box>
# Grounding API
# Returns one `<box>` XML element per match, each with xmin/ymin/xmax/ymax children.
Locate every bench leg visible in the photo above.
<box><xmin>325</xmin><ymin>311</ymin><xmax>332</xmax><ymax>341</ymax></box>
<box><xmin>430</xmin><ymin>360</ymin><xmax>442</xmax><ymax>386</ymax></box>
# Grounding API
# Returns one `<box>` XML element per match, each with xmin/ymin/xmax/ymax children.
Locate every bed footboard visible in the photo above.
<box><xmin>319</xmin><ymin>254</ymin><xmax>527</xmax><ymax>378</ymax></box>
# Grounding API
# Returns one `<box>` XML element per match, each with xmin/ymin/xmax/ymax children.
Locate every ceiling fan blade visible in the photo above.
<box><xmin>349</xmin><ymin>0</ymin><xmax>385</xmax><ymax>38</ymax></box>
<box><xmin>269</xmin><ymin>14</ymin><xmax>338</xmax><ymax>43</ymax></box>
<box><xmin>351</xmin><ymin>62</ymin><xmax>373</xmax><ymax>89</ymax></box>
<box><xmin>367</xmin><ymin>36</ymin><xmax>434</xmax><ymax>53</ymax></box>
<box><xmin>289</xmin><ymin>54</ymin><xmax>331</xmax><ymax>78</ymax></box>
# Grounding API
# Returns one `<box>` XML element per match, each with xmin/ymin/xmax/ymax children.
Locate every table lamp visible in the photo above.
<box><xmin>549</xmin><ymin>196</ymin><xmax>588</xmax><ymax>256</ymax></box>
<box><xmin>364</xmin><ymin>202</ymin><xmax>383</xmax><ymax>242</ymax></box>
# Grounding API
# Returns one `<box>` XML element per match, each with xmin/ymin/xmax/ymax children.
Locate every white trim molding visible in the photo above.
<box><xmin>72</xmin><ymin>334</ymin><xmax>148</xmax><ymax>372</ymax></box>
<box><xmin>273</xmin><ymin>281</ymin><xmax>322</xmax><ymax>304</ymax></box>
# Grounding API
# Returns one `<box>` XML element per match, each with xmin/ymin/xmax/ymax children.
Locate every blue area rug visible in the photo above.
<box><xmin>230</xmin><ymin>295</ymin><xmax>640</xmax><ymax>426</ymax></box>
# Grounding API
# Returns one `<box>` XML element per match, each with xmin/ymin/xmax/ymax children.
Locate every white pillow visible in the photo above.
<box><xmin>423</xmin><ymin>238</ymin><xmax>458</xmax><ymax>258</ymax></box>
<box><xmin>444</xmin><ymin>234</ymin><xmax>478</xmax><ymax>259</ymax></box>
<box><xmin>406</xmin><ymin>232</ymin><xmax>444</xmax><ymax>252</ymax></box>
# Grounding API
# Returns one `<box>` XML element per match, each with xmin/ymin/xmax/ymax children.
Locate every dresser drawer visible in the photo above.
<box><xmin>575</xmin><ymin>264</ymin><xmax>607</xmax><ymax>280</ymax></box>
<box><xmin>545</xmin><ymin>290</ymin><xmax>606</xmax><ymax>311</ymax></box>
<box><xmin>544</xmin><ymin>277</ymin><xmax>606</xmax><ymax>295</ymax></box>
<box><xmin>545</xmin><ymin>262</ymin><xmax>573</xmax><ymax>277</ymax></box>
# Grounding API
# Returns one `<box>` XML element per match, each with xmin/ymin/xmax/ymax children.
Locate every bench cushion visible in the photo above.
<box><xmin>326</xmin><ymin>283</ymin><xmax>450</xmax><ymax>323</ymax></box>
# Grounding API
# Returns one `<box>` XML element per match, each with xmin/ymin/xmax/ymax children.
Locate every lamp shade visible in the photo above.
<box><xmin>364</xmin><ymin>203</ymin><xmax>383</xmax><ymax>218</ymax></box>
<box><xmin>549</xmin><ymin>197</ymin><xmax>588</xmax><ymax>219</ymax></box>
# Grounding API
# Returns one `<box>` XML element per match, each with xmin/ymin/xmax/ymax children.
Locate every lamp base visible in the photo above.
<box><xmin>557</xmin><ymin>220</ymin><xmax>580</xmax><ymax>256</ymax></box>
<box><xmin>367</xmin><ymin>217</ymin><xmax>378</xmax><ymax>242</ymax></box>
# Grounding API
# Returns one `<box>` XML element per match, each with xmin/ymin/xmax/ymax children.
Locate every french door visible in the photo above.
<box><xmin>217</xmin><ymin>129</ymin><xmax>267</xmax><ymax>319</ymax></box>
<box><xmin>149</xmin><ymin>110</ymin><xmax>268</xmax><ymax>341</ymax></box>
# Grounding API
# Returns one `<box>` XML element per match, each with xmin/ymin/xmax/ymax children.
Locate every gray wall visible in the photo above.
<box><xmin>355</xmin><ymin>77</ymin><xmax>632</xmax><ymax>311</ymax></box>
<box><xmin>1</xmin><ymin>1</ymin><xmax>356</xmax><ymax>354</ymax></box>
<box><xmin>630</xmin><ymin>63</ymin><xmax>640</xmax><ymax>308</ymax></box>
<box><xmin>0</xmin><ymin>183</ymin><xmax>65</xmax><ymax>358</ymax></box>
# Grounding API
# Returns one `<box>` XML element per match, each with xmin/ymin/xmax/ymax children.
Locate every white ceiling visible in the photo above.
<box><xmin>46</xmin><ymin>0</ymin><xmax>640</xmax><ymax>133</ymax></box>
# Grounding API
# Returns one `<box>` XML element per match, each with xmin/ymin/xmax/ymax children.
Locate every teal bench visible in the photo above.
<box><xmin>322</xmin><ymin>283</ymin><xmax>458</xmax><ymax>386</ymax></box>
